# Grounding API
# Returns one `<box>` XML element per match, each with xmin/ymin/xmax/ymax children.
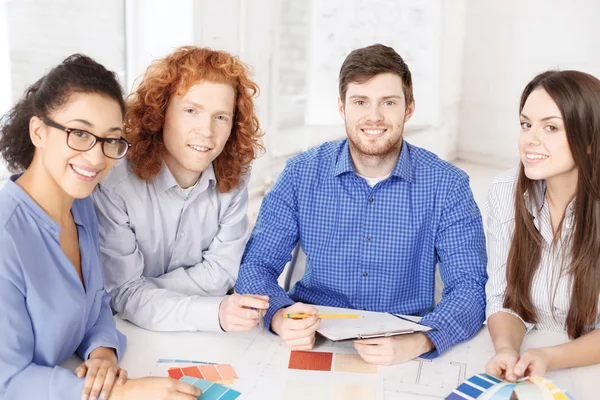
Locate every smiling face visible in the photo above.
<box><xmin>30</xmin><ymin>92</ymin><xmax>124</xmax><ymax>199</ymax></box>
<box><xmin>338</xmin><ymin>72</ymin><xmax>414</xmax><ymax>159</ymax></box>
<box><xmin>518</xmin><ymin>88</ymin><xmax>577</xmax><ymax>183</ymax></box>
<box><xmin>162</xmin><ymin>80</ymin><xmax>235</xmax><ymax>188</ymax></box>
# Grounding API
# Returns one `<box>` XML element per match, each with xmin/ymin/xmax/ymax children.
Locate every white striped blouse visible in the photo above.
<box><xmin>485</xmin><ymin>168</ymin><xmax>600</xmax><ymax>332</ymax></box>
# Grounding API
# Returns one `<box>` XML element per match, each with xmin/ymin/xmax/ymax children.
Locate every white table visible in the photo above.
<box><xmin>110</xmin><ymin>316</ymin><xmax>598</xmax><ymax>399</ymax></box>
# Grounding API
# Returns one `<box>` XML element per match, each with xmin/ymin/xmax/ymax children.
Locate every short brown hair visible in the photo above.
<box><xmin>126</xmin><ymin>46</ymin><xmax>263</xmax><ymax>193</ymax></box>
<box><xmin>338</xmin><ymin>44</ymin><xmax>413</xmax><ymax>106</ymax></box>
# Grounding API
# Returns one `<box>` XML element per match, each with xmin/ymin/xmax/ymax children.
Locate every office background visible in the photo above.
<box><xmin>2</xmin><ymin>0</ymin><xmax>599</xmax><ymax>224</ymax></box>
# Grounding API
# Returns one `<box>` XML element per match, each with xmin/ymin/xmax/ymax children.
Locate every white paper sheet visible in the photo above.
<box><xmin>313</xmin><ymin>306</ymin><xmax>431</xmax><ymax>341</ymax></box>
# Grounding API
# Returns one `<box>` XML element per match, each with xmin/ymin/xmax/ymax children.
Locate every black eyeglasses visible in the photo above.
<box><xmin>41</xmin><ymin>116</ymin><xmax>131</xmax><ymax>160</ymax></box>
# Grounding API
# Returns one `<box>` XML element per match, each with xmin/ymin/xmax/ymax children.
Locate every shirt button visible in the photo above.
<box><xmin>369</xmin><ymin>197</ymin><xmax>374</xmax><ymax>203</ymax></box>
<box><xmin>365</xmin><ymin>236</ymin><xmax>371</xmax><ymax>242</ymax></box>
<box><xmin>363</xmin><ymin>272</ymin><xmax>368</xmax><ymax>277</ymax></box>
<box><xmin>180</xmin><ymin>232</ymin><xmax>186</xmax><ymax>237</ymax></box>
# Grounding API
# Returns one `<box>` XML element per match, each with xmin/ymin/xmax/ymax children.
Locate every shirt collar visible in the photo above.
<box><xmin>523</xmin><ymin>180</ymin><xmax>545</xmax><ymax>215</ymax></box>
<box><xmin>523</xmin><ymin>179</ymin><xmax>575</xmax><ymax>217</ymax></box>
<box><xmin>154</xmin><ymin>161</ymin><xmax>217</xmax><ymax>194</ymax></box>
<box><xmin>333</xmin><ymin>139</ymin><xmax>413</xmax><ymax>182</ymax></box>
<box><xmin>5</xmin><ymin>174</ymin><xmax>81</xmax><ymax>235</ymax></box>
<box><xmin>198</xmin><ymin>163</ymin><xmax>217</xmax><ymax>192</ymax></box>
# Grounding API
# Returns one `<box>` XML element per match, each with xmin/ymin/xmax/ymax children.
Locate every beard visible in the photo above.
<box><xmin>345</xmin><ymin>120</ymin><xmax>404</xmax><ymax>158</ymax></box>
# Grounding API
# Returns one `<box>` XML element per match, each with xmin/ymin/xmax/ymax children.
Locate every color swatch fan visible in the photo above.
<box><xmin>446</xmin><ymin>373</ymin><xmax>575</xmax><ymax>399</ymax></box>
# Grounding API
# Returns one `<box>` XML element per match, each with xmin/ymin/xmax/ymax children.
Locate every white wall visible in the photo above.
<box><xmin>125</xmin><ymin>0</ymin><xmax>193</xmax><ymax>92</ymax></box>
<box><xmin>269</xmin><ymin>0</ymin><xmax>467</xmax><ymax>162</ymax></box>
<box><xmin>305</xmin><ymin>0</ymin><xmax>444</xmax><ymax>128</ymax></box>
<box><xmin>457</xmin><ymin>0</ymin><xmax>600</xmax><ymax>167</ymax></box>
<box><xmin>0</xmin><ymin>0</ymin><xmax>10</xmax><ymax>115</ymax></box>
<box><xmin>410</xmin><ymin>0</ymin><xmax>467</xmax><ymax>160</ymax></box>
<box><xmin>0</xmin><ymin>0</ymin><xmax>11</xmax><ymax>185</ymax></box>
<box><xmin>439</xmin><ymin>0</ymin><xmax>467</xmax><ymax>160</ymax></box>
<box><xmin>4</xmin><ymin>1</ymin><xmax>599</xmax><ymax>190</ymax></box>
<box><xmin>6</xmin><ymin>0</ymin><xmax>126</xmax><ymax>101</ymax></box>
<box><xmin>1</xmin><ymin>0</ymin><xmax>126</xmax><ymax>186</ymax></box>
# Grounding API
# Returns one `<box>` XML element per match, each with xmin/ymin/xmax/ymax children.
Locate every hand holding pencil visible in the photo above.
<box><xmin>218</xmin><ymin>293</ymin><xmax>269</xmax><ymax>333</ymax></box>
<box><xmin>282</xmin><ymin>313</ymin><xmax>361</xmax><ymax>319</ymax></box>
<box><xmin>272</xmin><ymin>303</ymin><xmax>321</xmax><ymax>351</ymax></box>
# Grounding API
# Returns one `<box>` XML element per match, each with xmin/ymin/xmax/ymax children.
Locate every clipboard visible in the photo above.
<box><xmin>314</xmin><ymin>306</ymin><xmax>432</xmax><ymax>342</ymax></box>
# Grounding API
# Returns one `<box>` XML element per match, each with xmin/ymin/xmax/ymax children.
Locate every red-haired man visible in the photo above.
<box><xmin>92</xmin><ymin>46</ymin><xmax>268</xmax><ymax>332</ymax></box>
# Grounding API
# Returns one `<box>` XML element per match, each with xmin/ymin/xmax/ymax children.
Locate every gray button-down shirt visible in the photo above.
<box><xmin>92</xmin><ymin>159</ymin><xmax>250</xmax><ymax>332</ymax></box>
<box><xmin>485</xmin><ymin>168</ymin><xmax>600</xmax><ymax>332</ymax></box>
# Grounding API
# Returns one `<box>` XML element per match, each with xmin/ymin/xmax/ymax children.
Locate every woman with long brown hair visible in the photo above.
<box><xmin>485</xmin><ymin>70</ymin><xmax>600</xmax><ymax>381</ymax></box>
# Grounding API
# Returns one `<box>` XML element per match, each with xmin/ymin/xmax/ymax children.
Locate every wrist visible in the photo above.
<box><xmin>495</xmin><ymin>344</ymin><xmax>520</xmax><ymax>355</ymax></box>
<box><xmin>417</xmin><ymin>333</ymin><xmax>435</xmax><ymax>354</ymax></box>
<box><xmin>540</xmin><ymin>346</ymin><xmax>559</xmax><ymax>370</ymax></box>
<box><xmin>89</xmin><ymin>347</ymin><xmax>117</xmax><ymax>363</ymax></box>
<box><xmin>218</xmin><ymin>297</ymin><xmax>227</xmax><ymax>331</ymax></box>
<box><xmin>493</xmin><ymin>338</ymin><xmax>521</xmax><ymax>354</ymax></box>
<box><xmin>271</xmin><ymin>308</ymin><xmax>285</xmax><ymax>334</ymax></box>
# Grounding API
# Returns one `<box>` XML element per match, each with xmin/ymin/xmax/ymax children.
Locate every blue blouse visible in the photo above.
<box><xmin>0</xmin><ymin>176</ymin><xmax>126</xmax><ymax>399</ymax></box>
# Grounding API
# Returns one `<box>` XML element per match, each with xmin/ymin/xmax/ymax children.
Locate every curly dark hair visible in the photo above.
<box><xmin>125</xmin><ymin>46</ymin><xmax>264</xmax><ymax>193</ymax></box>
<box><xmin>0</xmin><ymin>54</ymin><xmax>125</xmax><ymax>172</ymax></box>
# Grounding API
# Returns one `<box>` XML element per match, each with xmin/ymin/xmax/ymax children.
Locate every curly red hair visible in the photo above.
<box><xmin>125</xmin><ymin>46</ymin><xmax>263</xmax><ymax>193</ymax></box>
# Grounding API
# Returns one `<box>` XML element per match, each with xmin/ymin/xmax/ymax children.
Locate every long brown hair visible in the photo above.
<box><xmin>504</xmin><ymin>70</ymin><xmax>600</xmax><ymax>339</ymax></box>
<box><xmin>125</xmin><ymin>46</ymin><xmax>263</xmax><ymax>193</ymax></box>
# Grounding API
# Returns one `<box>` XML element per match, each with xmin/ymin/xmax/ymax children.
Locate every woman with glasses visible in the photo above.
<box><xmin>0</xmin><ymin>55</ymin><xmax>201</xmax><ymax>400</ymax></box>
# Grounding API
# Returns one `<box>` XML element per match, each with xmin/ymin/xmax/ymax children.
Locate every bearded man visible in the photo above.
<box><xmin>235</xmin><ymin>44</ymin><xmax>487</xmax><ymax>365</ymax></box>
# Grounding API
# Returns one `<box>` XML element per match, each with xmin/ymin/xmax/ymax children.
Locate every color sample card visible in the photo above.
<box><xmin>149</xmin><ymin>359</ymin><xmax>215</xmax><ymax>378</ymax></box>
<box><xmin>179</xmin><ymin>376</ymin><xmax>241</xmax><ymax>400</ymax></box>
<box><xmin>288</xmin><ymin>351</ymin><xmax>377</xmax><ymax>374</ymax></box>
<box><xmin>283</xmin><ymin>380</ymin><xmax>330</xmax><ymax>399</ymax></box>
<box><xmin>332</xmin><ymin>353</ymin><xmax>378</xmax><ymax>374</ymax></box>
<box><xmin>283</xmin><ymin>377</ymin><xmax>383</xmax><ymax>400</ymax></box>
<box><xmin>529</xmin><ymin>377</ymin><xmax>574</xmax><ymax>400</ymax></box>
<box><xmin>445</xmin><ymin>374</ymin><xmax>575</xmax><ymax>400</ymax></box>
<box><xmin>169</xmin><ymin>364</ymin><xmax>239</xmax><ymax>384</ymax></box>
<box><xmin>158</xmin><ymin>359</ymin><xmax>214</xmax><ymax>364</ymax></box>
<box><xmin>288</xmin><ymin>351</ymin><xmax>333</xmax><ymax>371</ymax></box>
<box><xmin>331</xmin><ymin>382</ymin><xmax>380</xmax><ymax>400</ymax></box>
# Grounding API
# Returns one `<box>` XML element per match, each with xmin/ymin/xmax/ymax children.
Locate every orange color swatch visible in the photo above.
<box><xmin>288</xmin><ymin>351</ymin><xmax>333</xmax><ymax>371</ymax></box>
<box><xmin>181</xmin><ymin>366</ymin><xmax>203</xmax><ymax>379</ymax></box>
<box><xmin>168</xmin><ymin>364</ymin><xmax>238</xmax><ymax>384</ymax></box>
<box><xmin>215</xmin><ymin>364</ymin><xmax>238</xmax><ymax>380</ymax></box>
<box><xmin>197</xmin><ymin>365</ymin><xmax>220</xmax><ymax>382</ymax></box>
<box><xmin>168</xmin><ymin>368</ymin><xmax>184</xmax><ymax>380</ymax></box>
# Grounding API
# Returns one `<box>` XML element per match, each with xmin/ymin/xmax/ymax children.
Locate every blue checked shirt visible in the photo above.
<box><xmin>235</xmin><ymin>139</ymin><xmax>487</xmax><ymax>357</ymax></box>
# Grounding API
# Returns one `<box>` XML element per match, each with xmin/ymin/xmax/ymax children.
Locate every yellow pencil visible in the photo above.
<box><xmin>282</xmin><ymin>314</ymin><xmax>361</xmax><ymax>319</ymax></box>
